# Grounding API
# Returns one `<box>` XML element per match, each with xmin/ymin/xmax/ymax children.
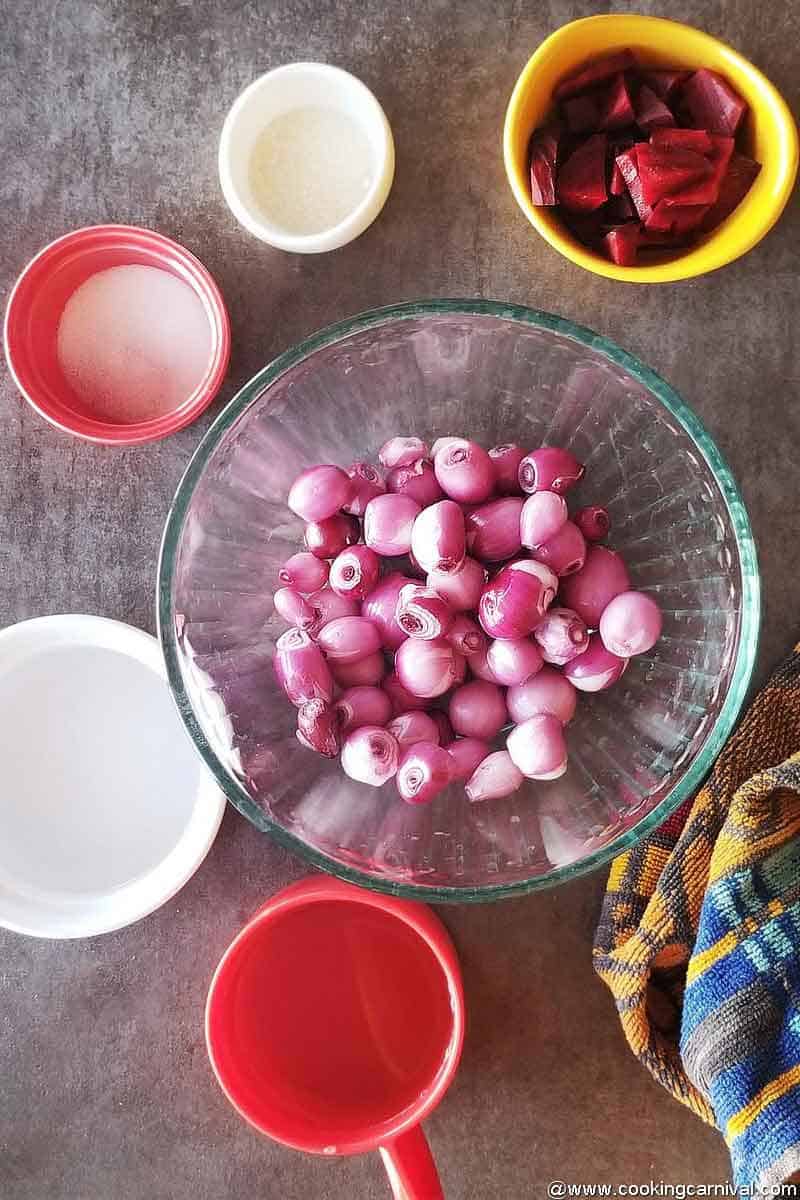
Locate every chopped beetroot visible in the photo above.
<box><xmin>599</xmin><ymin>74</ymin><xmax>635</xmax><ymax>130</ymax></box>
<box><xmin>650</xmin><ymin>127</ymin><xmax>714</xmax><ymax>154</ymax></box>
<box><xmin>645</xmin><ymin>201</ymin><xmax>710</xmax><ymax>235</ymax></box>
<box><xmin>700</xmin><ymin>152</ymin><xmax>761</xmax><ymax>229</ymax></box>
<box><xmin>669</xmin><ymin>135</ymin><xmax>734</xmax><ymax>205</ymax></box>
<box><xmin>529</xmin><ymin>124</ymin><xmax>562</xmax><ymax>206</ymax></box>
<box><xmin>636</xmin><ymin>144</ymin><xmax>712</xmax><ymax>206</ymax></box>
<box><xmin>563</xmin><ymin>93</ymin><xmax>603</xmax><ymax>133</ymax></box>
<box><xmin>554</xmin><ymin>50</ymin><xmax>637</xmax><ymax>100</ymax></box>
<box><xmin>680</xmin><ymin>69</ymin><xmax>748</xmax><ymax>136</ymax></box>
<box><xmin>610</xmin><ymin>160</ymin><xmax>626</xmax><ymax>195</ymax></box>
<box><xmin>606</xmin><ymin>191</ymin><xmax>637</xmax><ymax>222</ymax></box>
<box><xmin>639</xmin><ymin>69</ymin><xmax>691</xmax><ymax>101</ymax></box>
<box><xmin>562</xmin><ymin>211</ymin><xmax>606</xmax><ymax>248</ymax></box>
<box><xmin>558</xmin><ymin>133</ymin><xmax>608</xmax><ymax>212</ymax></box>
<box><xmin>604</xmin><ymin>224</ymin><xmax>640</xmax><ymax>265</ymax></box>
<box><xmin>615</xmin><ymin>147</ymin><xmax>653</xmax><ymax>221</ymax></box>
<box><xmin>634</xmin><ymin>85</ymin><xmax>676</xmax><ymax>132</ymax></box>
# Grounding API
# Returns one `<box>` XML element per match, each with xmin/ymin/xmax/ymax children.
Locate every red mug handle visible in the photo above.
<box><xmin>379</xmin><ymin>1126</ymin><xmax>444</xmax><ymax>1200</ymax></box>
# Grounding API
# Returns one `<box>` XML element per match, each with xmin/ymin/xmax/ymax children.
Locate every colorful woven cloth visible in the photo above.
<box><xmin>594</xmin><ymin>643</ymin><xmax>800</xmax><ymax>1191</ymax></box>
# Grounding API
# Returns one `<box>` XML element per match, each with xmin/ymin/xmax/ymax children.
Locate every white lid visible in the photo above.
<box><xmin>219</xmin><ymin>62</ymin><xmax>395</xmax><ymax>253</ymax></box>
<box><xmin>0</xmin><ymin>615</ymin><xmax>225</xmax><ymax>938</ymax></box>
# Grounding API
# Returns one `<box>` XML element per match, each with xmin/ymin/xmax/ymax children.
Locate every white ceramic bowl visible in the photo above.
<box><xmin>218</xmin><ymin>62</ymin><xmax>395</xmax><ymax>253</ymax></box>
<box><xmin>0</xmin><ymin>615</ymin><xmax>225</xmax><ymax>938</ymax></box>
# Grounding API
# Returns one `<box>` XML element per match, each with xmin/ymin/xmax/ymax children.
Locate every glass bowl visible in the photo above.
<box><xmin>158</xmin><ymin>301</ymin><xmax>759</xmax><ymax>901</ymax></box>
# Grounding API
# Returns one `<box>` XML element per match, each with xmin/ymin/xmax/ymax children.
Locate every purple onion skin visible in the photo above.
<box><xmin>387</xmin><ymin>710</ymin><xmax>442</xmax><ymax>749</ymax></box>
<box><xmin>430</xmin><ymin>710</ymin><xmax>455</xmax><ymax>745</ymax></box>
<box><xmin>468</xmin><ymin>646</ymin><xmax>501</xmax><ymax>683</ymax></box>
<box><xmin>379</xmin><ymin>436</ymin><xmax>429</xmax><ymax>469</ymax></box>
<box><xmin>395</xmin><ymin>637</ymin><xmax>461</xmax><ymax>699</ymax></box>
<box><xmin>387</xmin><ymin>459</ymin><xmax>444</xmax><ymax>507</ymax></box>
<box><xmin>383</xmin><ymin>671</ymin><xmax>427</xmax><ymax>714</ymax></box>
<box><xmin>449</xmin><ymin>680</ymin><xmax>508</xmax><ymax>740</ymax></box>
<box><xmin>520</xmin><ymin>491</ymin><xmax>569</xmax><ymax>550</ymax></box>
<box><xmin>275</xmin><ymin>628</ymin><xmax>334</xmax><ymax>705</ymax></box>
<box><xmin>518</xmin><ymin>447</ymin><xmax>585</xmax><ymax>496</ymax></box>
<box><xmin>317</xmin><ymin>615</ymin><xmax>382</xmax><ymax>663</ymax></box>
<box><xmin>559</xmin><ymin>547</ymin><xmax>631</xmax><ymax>629</ymax></box>
<box><xmin>396</xmin><ymin>584</ymin><xmax>455</xmax><ymax>641</ymax></box>
<box><xmin>430</xmin><ymin>436</ymin><xmax>461</xmax><ymax>458</ymax></box>
<box><xmin>486</xmin><ymin>637</ymin><xmax>543</xmax><ymax>686</ymax></box>
<box><xmin>340</xmin><ymin>725</ymin><xmax>399</xmax><ymax>787</ymax></box>
<box><xmin>534</xmin><ymin>520</ymin><xmax>587</xmax><ymax>577</ymax></box>
<box><xmin>433</xmin><ymin>438</ymin><xmax>495</xmax><ymax>504</ymax></box>
<box><xmin>288</xmin><ymin>464</ymin><xmax>354</xmax><ymax>522</ymax></box>
<box><xmin>411</xmin><ymin>500</ymin><xmax>466</xmax><ymax>574</ymax></box>
<box><xmin>466</xmin><ymin>497</ymin><xmax>524</xmax><ymax>562</ymax></box>
<box><xmin>446</xmin><ymin>737</ymin><xmax>491</xmax><ymax>781</ymax></box>
<box><xmin>331</xmin><ymin>651</ymin><xmax>387</xmax><ymax>688</ymax></box>
<box><xmin>563</xmin><ymin>634</ymin><xmax>628</xmax><ymax>692</ymax></box>
<box><xmin>507</xmin><ymin>668</ymin><xmax>577</xmax><ymax>725</ymax></box>
<box><xmin>488</xmin><ymin>444</ymin><xmax>526</xmax><ymax>495</ymax></box>
<box><xmin>274</xmin><ymin>587</ymin><xmax>315</xmax><ymax>630</ymax></box>
<box><xmin>446</xmin><ymin>614</ymin><xmax>486</xmax><ymax>657</ymax></box>
<box><xmin>278</xmin><ymin>551</ymin><xmax>329</xmax><ymax>593</ymax></box>
<box><xmin>533</xmin><ymin>607</ymin><xmax>590</xmax><ymax>666</ymax></box>
<box><xmin>397</xmin><ymin>742</ymin><xmax>452</xmax><ymax>805</ymax></box>
<box><xmin>305</xmin><ymin>514</ymin><xmax>360</xmax><ymax>559</ymax></box>
<box><xmin>599</xmin><ymin>591</ymin><xmax>662</xmax><ymax>657</ymax></box>
<box><xmin>478</xmin><ymin>561</ymin><xmax>556</xmax><ymax>639</ymax></box>
<box><xmin>343</xmin><ymin>461</ymin><xmax>386</xmax><ymax>516</ymax></box>
<box><xmin>427</xmin><ymin>557</ymin><xmax>486</xmax><ymax>612</ymax></box>
<box><xmin>362</xmin><ymin>572</ymin><xmax>417</xmax><ymax>651</ymax></box>
<box><xmin>363</xmin><ymin>494</ymin><xmax>421</xmax><ymax>556</ymax></box>
<box><xmin>306</xmin><ymin>588</ymin><xmax>360</xmax><ymax>637</ymax></box>
<box><xmin>465</xmin><ymin>750</ymin><xmax>524</xmax><ymax>802</ymax></box>
<box><xmin>296</xmin><ymin>699</ymin><xmax>341</xmax><ymax>757</ymax></box>
<box><xmin>575</xmin><ymin>505</ymin><xmax>610</xmax><ymax>543</ymax></box>
<box><xmin>506</xmin><ymin>714</ymin><xmax>567</xmax><ymax>780</ymax></box>
<box><xmin>329</xmin><ymin>545</ymin><xmax>381</xmax><ymax>600</ymax></box>
<box><xmin>334</xmin><ymin>686</ymin><xmax>392</xmax><ymax>734</ymax></box>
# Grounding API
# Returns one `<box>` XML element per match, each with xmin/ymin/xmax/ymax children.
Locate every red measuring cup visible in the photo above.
<box><xmin>205</xmin><ymin>876</ymin><xmax>464</xmax><ymax>1199</ymax></box>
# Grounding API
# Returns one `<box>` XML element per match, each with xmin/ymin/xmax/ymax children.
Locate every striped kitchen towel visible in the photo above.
<box><xmin>593</xmin><ymin>642</ymin><xmax>800</xmax><ymax>1191</ymax></box>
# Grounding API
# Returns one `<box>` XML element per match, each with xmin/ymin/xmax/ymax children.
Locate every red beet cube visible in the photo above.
<box><xmin>680</xmin><ymin>69</ymin><xmax>748</xmax><ymax>136</ymax></box>
<box><xmin>606</xmin><ymin>190</ymin><xmax>637</xmax><ymax>222</ymax></box>
<box><xmin>557</xmin><ymin>133</ymin><xmax>608</xmax><ymax>212</ymax></box>
<box><xmin>530</xmin><ymin>124</ymin><xmax>563</xmax><ymax>206</ymax></box>
<box><xmin>645</xmin><ymin>201</ymin><xmax>710</xmax><ymax>235</ymax></box>
<box><xmin>615</xmin><ymin>147</ymin><xmax>653</xmax><ymax>221</ymax></box>
<box><xmin>639</xmin><ymin>69</ymin><xmax>691</xmax><ymax>101</ymax></box>
<box><xmin>563</xmin><ymin>93</ymin><xmax>603</xmax><ymax>133</ymax></box>
<box><xmin>700</xmin><ymin>152</ymin><xmax>761</xmax><ymax>230</ymax></box>
<box><xmin>604</xmin><ymin>223</ymin><xmax>640</xmax><ymax>265</ymax></box>
<box><xmin>634</xmin><ymin>85</ymin><xmax>676</xmax><ymax>132</ymax></box>
<box><xmin>610</xmin><ymin>160</ymin><xmax>626</xmax><ymax>194</ymax></box>
<box><xmin>669</xmin><ymin>135</ymin><xmax>734</xmax><ymax>205</ymax></box>
<box><xmin>599</xmin><ymin>74</ymin><xmax>636</xmax><ymax>130</ymax></box>
<box><xmin>636</xmin><ymin>144</ymin><xmax>712</xmax><ymax>206</ymax></box>
<box><xmin>554</xmin><ymin>50</ymin><xmax>637</xmax><ymax>100</ymax></box>
<box><xmin>650</xmin><ymin>127</ymin><xmax>714</xmax><ymax>154</ymax></box>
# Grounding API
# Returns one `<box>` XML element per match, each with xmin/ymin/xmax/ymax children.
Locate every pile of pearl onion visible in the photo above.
<box><xmin>275</xmin><ymin>438</ymin><xmax>661</xmax><ymax>804</ymax></box>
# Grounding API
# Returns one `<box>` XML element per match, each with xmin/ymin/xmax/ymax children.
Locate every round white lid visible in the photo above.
<box><xmin>0</xmin><ymin>615</ymin><xmax>225</xmax><ymax>938</ymax></box>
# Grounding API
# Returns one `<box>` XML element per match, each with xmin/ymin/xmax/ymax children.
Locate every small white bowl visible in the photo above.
<box><xmin>218</xmin><ymin>62</ymin><xmax>395</xmax><ymax>253</ymax></box>
<box><xmin>0</xmin><ymin>615</ymin><xmax>225</xmax><ymax>939</ymax></box>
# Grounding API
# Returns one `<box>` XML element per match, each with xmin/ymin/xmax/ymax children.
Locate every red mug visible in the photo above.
<box><xmin>205</xmin><ymin>876</ymin><xmax>465</xmax><ymax>1199</ymax></box>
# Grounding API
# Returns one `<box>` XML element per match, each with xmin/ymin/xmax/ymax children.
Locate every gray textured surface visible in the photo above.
<box><xmin>1</xmin><ymin>1</ymin><xmax>797</xmax><ymax>1197</ymax></box>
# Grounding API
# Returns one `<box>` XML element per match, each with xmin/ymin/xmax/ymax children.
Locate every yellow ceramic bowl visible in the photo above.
<box><xmin>504</xmin><ymin>14</ymin><xmax>798</xmax><ymax>283</ymax></box>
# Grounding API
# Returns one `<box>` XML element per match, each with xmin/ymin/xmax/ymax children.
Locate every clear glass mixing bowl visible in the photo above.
<box><xmin>158</xmin><ymin>301</ymin><xmax>759</xmax><ymax>901</ymax></box>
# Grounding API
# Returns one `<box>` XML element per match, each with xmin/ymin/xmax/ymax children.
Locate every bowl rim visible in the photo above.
<box><xmin>157</xmin><ymin>299</ymin><xmax>760</xmax><ymax>902</ymax></box>
<box><xmin>503</xmin><ymin>13</ymin><xmax>799</xmax><ymax>283</ymax></box>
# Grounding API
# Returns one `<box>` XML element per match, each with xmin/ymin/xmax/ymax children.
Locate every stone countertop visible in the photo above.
<box><xmin>1</xmin><ymin>1</ymin><xmax>797</xmax><ymax>1196</ymax></box>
